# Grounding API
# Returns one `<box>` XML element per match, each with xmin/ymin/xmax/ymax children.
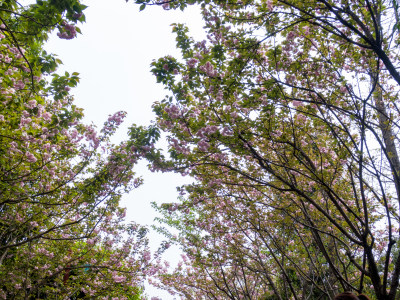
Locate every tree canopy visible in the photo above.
<box><xmin>4</xmin><ymin>0</ymin><xmax>400</xmax><ymax>299</ymax></box>
<box><xmin>0</xmin><ymin>0</ymin><xmax>161</xmax><ymax>298</ymax></box>
<box><xmin>136</xmin><ymin>0</ymin><xmax>400</xmax><ymax>299</ymax></box>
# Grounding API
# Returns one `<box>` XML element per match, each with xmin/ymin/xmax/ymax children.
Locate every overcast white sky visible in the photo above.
<box><xmin>43</xmin><ymin>0</ymin><xmax>205</xmax><ymax>298</ymax></box>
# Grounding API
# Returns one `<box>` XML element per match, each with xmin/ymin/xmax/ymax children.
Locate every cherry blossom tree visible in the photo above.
<box><xmin>136</xmin><ymin>0</ymin><xmax>400</xmax><ymax>299</ymax></box>
<box><xmin>0</xmin><ymin>1</ymin><xmax>159</xmax><ymax>298</ymax></box>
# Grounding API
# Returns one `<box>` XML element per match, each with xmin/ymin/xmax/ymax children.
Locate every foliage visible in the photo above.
<box><xmin>136</xmin><ymin>0</ymin><xmax>400</xmax><ymax>299</ymax></box>
<box><xmin>0</xmin><ymin>1</ymin><xmax>158</xmax><ymax>298</ymax></box>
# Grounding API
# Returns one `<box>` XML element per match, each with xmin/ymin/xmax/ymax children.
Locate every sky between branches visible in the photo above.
<box><xmin>39</xmin><ymin>0</ymin><xmax>205</xmax><ymax>298</ymax></box>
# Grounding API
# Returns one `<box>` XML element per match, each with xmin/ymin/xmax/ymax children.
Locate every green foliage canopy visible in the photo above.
<box><xmin>0</xmin><ymin>1</ymin><xmax>160</xmax><ymax>298</ymax></box>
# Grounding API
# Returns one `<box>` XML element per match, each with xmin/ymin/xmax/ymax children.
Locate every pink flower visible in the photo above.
<box><xmin>199</xmin><ymin>61</ymin><xmax>218</xmax><ymax>77</ymax></box>
<box><xmin>143</xmin><ymin>251</ymin><xmax>151</xmax><ymax>261</ymax></box>
<box><xmin>112</xmin><ymin>272</ymin><xmax>126</xmax><ymax>283</ymax></box>
<box><xmin>14</xmin><ymin>80</ymin><xmax>25</xmax><ymax>90</ymax></box>
<box><xmin>187</xmin><ymin>58</ymin><xmax>198</xmax><ymax>68</ymax></box>
<box><xmin>20</xmin><ymin>117</ymin><xmax>31</xmax><ymax>127</ymax></box>
<box><xmin>107</xmin><ymin>111</ymin><xmax>126</xmax><ymax>126</ymax></box>
<box><xmin>73</xmin><ymin>13</ymin><xmax>83</xmax><ymax>19</ymax></box>
<box><xmin>295</xmin><ymin>114</ymin><xmax>307</xmax><ymax>122</ymax></box>
<box><xmin>57</xmin><ymin>23</ymin><xmax>77</xmax><ymax>40</ymax></box>
<box><xmin>198</xmin><ymin>139</ymin><xmax>210</xmax><ymax>151</ymax></box>
<box><xmin>165</xmin><ymin>105</ymin><xmax>180</xmax><ymax>119</ymax></box>
<box><xmin>26</xmin><ymin>152</ymin><xmax>37</xmax><ymax>163</ymax></box>
<box><xmin>27</xmin><ymin>100</ymin><xmax>37</xmax><ymax>109</ymax></box>
<box><xmin>266</xmin><ymin>0</ymin><xmax>273</xmax><ymax>10</ymax></box>
<box><xmin>287</xmin><ymin>31</ymin><xmax>296</xmax><ymax>40</ymax></box>
<box><xmin>320</xmin><ymin>147</ymin><xmax>328</xmax><ymax>153</ymax></box>
<box><xmin>222</xmin><ymin>126</ymin><xmax>233</xmax><ymax>136</ymax></box>
<box><xmin>42</xmin><ymin>112</ymin><xmax>52</xmax><ymax>122</ymax></box>
<box><xmin>292</xmin><ymin>100</ymin><xmax>302</xmax><ymax>107</ymax></box>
